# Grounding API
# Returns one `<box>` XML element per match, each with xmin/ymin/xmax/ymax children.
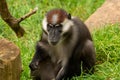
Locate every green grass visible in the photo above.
<box><xmin>88</xmin><ymin>24</ymin><xmax>120</xmax><ymax>80</ymax></box>
<box><xmin>70</xmin><ymin>24</ymin><xmax>120</xmax><ymax>80</ymax></box>
<box><xmin>3</xmin><ymin>0</ymin><xmax>120</xmax><ymax>80</ymax></box>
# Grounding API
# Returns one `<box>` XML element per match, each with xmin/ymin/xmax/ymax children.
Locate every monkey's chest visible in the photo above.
<box><xmin>49</xmin><ymin>46</ymin><xmax>72</xmax><ymax>66</ymax></box>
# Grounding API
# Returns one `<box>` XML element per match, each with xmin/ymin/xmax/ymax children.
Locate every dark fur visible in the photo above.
<box><xmin>56</xmin><ymin>18</ymin><xmax>96</xmax><ymax>80</ymax></box>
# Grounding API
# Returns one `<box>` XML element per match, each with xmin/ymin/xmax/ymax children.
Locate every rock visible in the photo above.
<box><xmin>85</xmin><ymin>0</ymin><xmax>120</xmax><ymax>32</ymax></box>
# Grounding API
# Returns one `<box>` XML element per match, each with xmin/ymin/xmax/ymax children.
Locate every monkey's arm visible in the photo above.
<box><xmin>29</xmin><ymin>32</ymin><xmax>49</xmax><ymax>71</ymax></box>
<box><xmin>29</xmin><ymin>42</ymin><xmax>49</xmax><ymax>71</ymax></box>
<box><xmin>56</xmin><ymin>67</ymin><xmax>65</xmax><ymax>80</ymax></box>
<box><xmin>55</xmin><ymin>61</ymin><xmax>68</xmax><ymax>80</ymax></box>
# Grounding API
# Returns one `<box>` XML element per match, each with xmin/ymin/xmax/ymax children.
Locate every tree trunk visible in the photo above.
<box><xmin>0</xmin><ymin>39</ymin><xmax>22</xmax><ymax>80</ymax></box>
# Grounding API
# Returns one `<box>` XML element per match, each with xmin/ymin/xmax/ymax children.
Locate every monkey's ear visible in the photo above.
<box><xmin>67</xmin><ymin>13</ymin><xmax>71</xmax><ymax>19</ymax></box>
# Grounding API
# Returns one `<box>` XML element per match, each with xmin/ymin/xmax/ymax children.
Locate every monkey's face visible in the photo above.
<box><xmin>46</xmin><ymin>23</ymin><xmax>62</xmax><ymax>45</ymax></box>
<box><xmin>42</xmin><ymin>9</ymin><xmax>73</xmax><ymax>45</ymax></box>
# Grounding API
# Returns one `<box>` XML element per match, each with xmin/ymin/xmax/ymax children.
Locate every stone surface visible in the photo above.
<box><xmin>85</xmin><ymin>0</ymin><xmax>120</xmax><ymax>32</ymax></box>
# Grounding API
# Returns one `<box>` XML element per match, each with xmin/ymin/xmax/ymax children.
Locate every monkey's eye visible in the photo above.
<box><xmin>47</xmin><ymin>24</ymin><xmax>53</xmax><ymax>28</ymax></box>
<box><xmin>55</xmin><ymin>24</ymin><xmax>62</xmax><ymax>28</ymax></box>
<box><xmin>47</xmin><ymin>24</ymin><xmax>53</xmax><ymax>31</ymax></box>
<box><xmin>55</xmin><ymin>24</ymin><xmax>62</xmax><ymax>33</ymax></box>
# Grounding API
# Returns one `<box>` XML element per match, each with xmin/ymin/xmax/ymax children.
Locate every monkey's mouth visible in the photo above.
<box><xmin>48</xmin><ymin>37</ymin><xmax>60</xmax><ymax>46</ymax></box>
<box><xmin>50</xmin><ymin>41</ymin><xmax>58</xmax><ymax>45</ymax></box>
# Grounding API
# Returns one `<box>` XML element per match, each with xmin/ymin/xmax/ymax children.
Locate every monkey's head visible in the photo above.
<box><xmin>42</xmin><ymin>9</ymin><xmax>73</xmax><ymax>45</ymax></box>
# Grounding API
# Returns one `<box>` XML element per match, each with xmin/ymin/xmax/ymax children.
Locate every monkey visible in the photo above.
<box><xmin>30</xmin><ymin>55</ymin><xmax>55</xmax><ymax>80</ymax></box>
<box><xmin>29</xmin><ymin>8</ymin><xmax>96</xmax><ymax>80</ymax></box>
<box><xmin>30</xmin><ymin>57</ymin><xmax>55</xmax><ymax>80</ymax></box>
<box><xmin>29</xmin><ymin>41</ymin><xmax>61</xmax><ymax>80</ymax></box>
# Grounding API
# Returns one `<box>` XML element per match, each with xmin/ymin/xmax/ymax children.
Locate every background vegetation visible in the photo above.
<box><xmin>1</xmin><ymin>0</ymin><xmax>120</xmax><ymax>80</ymax></box>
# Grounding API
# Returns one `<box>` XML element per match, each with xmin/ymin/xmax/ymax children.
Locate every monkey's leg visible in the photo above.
<box><xmin>82</xmin><ymin>40</ymin><xmax>96</xmax><ymax>73</ymax></box>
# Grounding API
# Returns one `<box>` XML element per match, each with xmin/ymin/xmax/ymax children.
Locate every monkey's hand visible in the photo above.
<box><xmin>29</xmin><ymin>60</ymin><xmax>39</xmax><ymax>71</ymax></box>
